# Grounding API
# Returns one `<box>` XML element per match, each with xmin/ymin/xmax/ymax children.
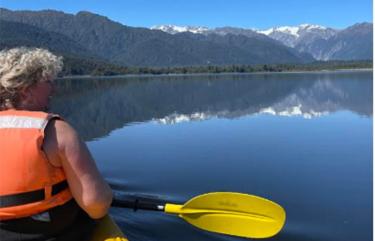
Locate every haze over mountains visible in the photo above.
<box><xmin>0</xmin><ymin>8</ymin><xmax>372</xmax><ymax>68</ymax></box>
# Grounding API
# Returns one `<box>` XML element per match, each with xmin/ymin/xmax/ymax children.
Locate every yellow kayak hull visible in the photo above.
<box><xmin>90</xmin><ymin>215</ymin><xmax>128</xmax><ymax>241</ymax></box>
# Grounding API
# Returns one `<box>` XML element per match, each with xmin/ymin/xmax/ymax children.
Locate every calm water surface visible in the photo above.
<box><xmin>51</xmin><ymin>71</ymin><xmax>372</xmax><ymax>241</ymax></box>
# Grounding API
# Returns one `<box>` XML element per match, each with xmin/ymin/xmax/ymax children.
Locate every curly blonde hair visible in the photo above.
<box><xmin>0</xmin><ymin>47</ymin><xmax>63</xmax><ymax>110</ymax></box>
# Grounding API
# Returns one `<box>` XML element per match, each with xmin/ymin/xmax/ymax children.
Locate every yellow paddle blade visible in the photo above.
<box><xmin>89</xmin><ymin>215</ymin><xmax>128</xmax><ymax>241</ymax></box>
<box><xmin>164</xmin><ymin>192</ymin><xmax>286</xmax><ymax>239</ymax></box>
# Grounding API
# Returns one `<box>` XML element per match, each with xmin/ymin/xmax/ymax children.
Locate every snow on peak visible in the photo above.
<box><xmin>277</xmin><ymin>26</ymin><xmax>300</xmax><ymax>36</ymax></box>
<box><xmin>151</xmin><ymin>25</ymin><xmax>209</xmax><ymax>34</ymax></box>
<box><xmin>257</xmin><ymin>24</ymin><xmax>327</xmax><ymax>37</ymax></box>
<box><xmin>257</xmin><ymin>26</ymin><xmax>299</xmax><ymax>37</ymax></box>
<box><xmin>152</xmin><ymin>24</ymin><xmax>328</xmax><ymax>37</ymax></box>
<box><xmin>299</xmin><ymin>23</ymin><xmax>327</xmax><ymax>30</ymax></box>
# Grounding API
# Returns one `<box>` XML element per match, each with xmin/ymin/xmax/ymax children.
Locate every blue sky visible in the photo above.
<box><xmin>0</xmin><ymin>0</ymin><xmax>372</xmax><ymax>29</ymax></box>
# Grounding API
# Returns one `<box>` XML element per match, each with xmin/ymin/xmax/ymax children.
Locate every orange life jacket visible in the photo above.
<box><xmin>0</xmin><ymin>109</ymin><xmax>72</xmax><ymax>220</ymax></box>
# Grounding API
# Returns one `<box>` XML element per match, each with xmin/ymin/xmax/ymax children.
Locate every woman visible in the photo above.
<box><xmin>0</xmin><ymin>47</ymin><xmax>113</xmax><ymax>240</ymax></box>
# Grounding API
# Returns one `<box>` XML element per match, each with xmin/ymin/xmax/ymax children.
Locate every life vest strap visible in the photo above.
<box><xmin>0</xmin><ymin>181</ymin><xmax>68</xmax><ymax>208</ymax></box>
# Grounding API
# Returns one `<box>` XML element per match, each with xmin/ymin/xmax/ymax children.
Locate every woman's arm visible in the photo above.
<box><xmin>43</xmin><ymin>119</ymin><xmax>113</xmax><ymax>219</ymax></box>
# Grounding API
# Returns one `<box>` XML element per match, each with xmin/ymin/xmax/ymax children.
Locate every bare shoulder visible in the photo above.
<box><xmin>52</xmin><ymin>119</ymin><xmax>78</xmax><ymax>138</ymax></box>
<box><xmin>43</xmin><ymin>118</ymin><xmax>80</xmax><ymax>167</ymax></box>
<box><xmin>44</xmin><ymin>117</ymin><xmax>113</xmax><ymax>219</ymax></box>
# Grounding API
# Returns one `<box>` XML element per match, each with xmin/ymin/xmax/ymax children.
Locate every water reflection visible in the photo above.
<box><xmin>51</xmin><ymin>71</ymin><xmax>372</xmax><ymax>141</ymax></box>
<box><xmin>50</xmin><ymin>71</ymin><xmax>372</xmax><ymax>241</ymax></box>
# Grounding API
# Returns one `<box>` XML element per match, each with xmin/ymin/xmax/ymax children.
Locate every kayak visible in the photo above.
<box><xmin>89</xmin><ymin>215</ymin><xmax>128</xmax><ymax>241</ymax></box>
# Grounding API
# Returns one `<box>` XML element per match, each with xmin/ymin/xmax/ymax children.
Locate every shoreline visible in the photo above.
<box><xmin>59</xmin><ymin>68</ymin><xmax>373</xmax><ymax>79</ymax></box>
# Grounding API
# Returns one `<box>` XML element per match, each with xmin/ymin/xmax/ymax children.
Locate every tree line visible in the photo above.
<box><xmin>60</xmin><ymin>56</ymin><xmax>373</xmax><ymax>77</ymax></box>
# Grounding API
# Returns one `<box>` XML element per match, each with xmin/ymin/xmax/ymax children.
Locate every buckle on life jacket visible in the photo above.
<box><xmin>0</xmin><ymin>181</ymin><xmax>68</xmax><ymax>208</ymax></box>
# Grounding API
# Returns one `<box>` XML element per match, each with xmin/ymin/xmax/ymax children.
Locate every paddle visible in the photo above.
<box><xmin>111</xmin><ymin>192</ymin><xmax>286</xmax><ymax>239</ymax></box>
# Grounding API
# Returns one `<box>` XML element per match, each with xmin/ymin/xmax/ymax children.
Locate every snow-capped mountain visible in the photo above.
<box><xmin>150</xmin><ymin>23</ymin><xmax>372</xmax><ymax>61</ymax></box>
<box><xmin>151</xmin><ymin>24</ymin><xmax>209</xmax><ymax>34</ymax></box>
<box><xmin>151</xmin><ymin>24</ymin><xmax>336</xmax><ymax>42</ymax></box>
<box><xmin>255</xmin><ymin>23</ymin><xmax>373</xmax><ymax>60</ymax></box>
<box><xmin>210</xmin><ymin>26</ymin><xmax>274</xmax><ymax>41</ymax></box>
<box><xmin>256</xmin><ymin>24</ymin><xmax>338</xmax><ymax>48</ymax></box>
<box><xmin>152</xmin><ymin>25</ymin><xmax>274</xmax><ymax>42</ymax></box>
<box><xmin>151</xmin><ymin>24</ymin><xmax>338</xmax><ymax>50</ymax></box>
<box><xmin>258</xmin><ymin>24</ymin><xmax>328</xmax><ymax>37</ymax></box>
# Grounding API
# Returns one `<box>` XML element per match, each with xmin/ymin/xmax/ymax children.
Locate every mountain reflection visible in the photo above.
<box><xmin>50</xmin><ymin>71</ymin><xmax>372</xmax><ymax>141</ymax></box>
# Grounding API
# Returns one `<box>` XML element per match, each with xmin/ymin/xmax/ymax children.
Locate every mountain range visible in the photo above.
<box><xmin>0</xmin><ymin>8</ymin><xmax>372</xmax><ymax>68</ymax></box>
<box><xmin>153</xmin><ymin>23</ymin><xmax>373</xmax><ymax>61</ymax></box>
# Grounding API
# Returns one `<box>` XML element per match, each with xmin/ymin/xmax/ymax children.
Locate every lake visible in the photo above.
<box><xmin>51</xmin><ymin>71</ymin><xmax>372</xmax><ymax>241</ymax></box>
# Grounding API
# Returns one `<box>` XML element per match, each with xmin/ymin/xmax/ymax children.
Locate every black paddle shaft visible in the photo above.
<box><xmin>112</xmin><ymin>198</ymin><xmax>165</xmax><ymax>212</ymax></box>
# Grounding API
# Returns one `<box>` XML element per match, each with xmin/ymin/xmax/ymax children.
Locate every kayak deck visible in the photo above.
<box><xmin>90</xmin><ymin>215</ymin><xmax>128</xmax><ymax>241</ymax></box>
